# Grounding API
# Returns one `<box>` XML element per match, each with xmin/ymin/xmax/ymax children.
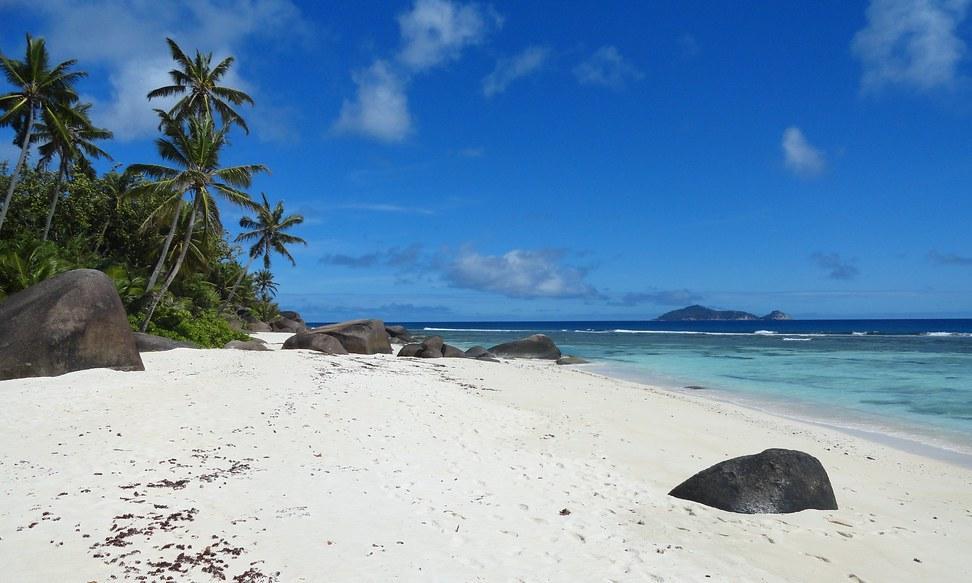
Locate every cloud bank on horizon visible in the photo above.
<box><xmin>1</xmin><ymin>0</ymin><xmax>971</xmax><ymax>320</ymax></box>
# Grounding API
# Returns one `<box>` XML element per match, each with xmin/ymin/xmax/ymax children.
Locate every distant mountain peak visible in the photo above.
<box><xmin>656</xmin><ymin>305</ymin><xmax>791</xmax><ymax>321</ymax></box>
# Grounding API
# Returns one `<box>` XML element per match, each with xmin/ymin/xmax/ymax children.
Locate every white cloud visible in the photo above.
<box><xmin>573</xmin><ymin>46</ymin><xmax>644</xmax><ymax>89</ymax></box>
<box><xmin>332</xmin><ymin>61</ymin><xmax>412</xmax><ymax>142</ymax></box>
<box><xmin>852</xmin><ymin>0</ymin><xmax>970</xmax><ymax>91</ymax></box>
<box><xmin>397</xmin><ymin>0</ymin><xmax>493</xmax><ymax>71</ymax></box>
<box><xmin>482</xmin><ymin>46</ymin><xmax>550</xmax><ymax>97</ymax></box>
<box><xmin>782</xmin><ymin>127</ymin><xmax>826</xmax><ymax>177</ymax></box>
<box><xmin>7</xmin><ymin>0</ymin><xmax>306</xmax><ymax>141</ymax></box>
<box><xmin>445</xmin><ymin>249</ymin><xmax>598</xmax><ymax>298</ymax></box>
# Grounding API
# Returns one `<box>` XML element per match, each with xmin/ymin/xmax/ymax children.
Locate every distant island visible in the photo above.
<box><xmin>656</xmin><ymin>305</ymin><xmax>791</xmax><ymax>321</ymax></box>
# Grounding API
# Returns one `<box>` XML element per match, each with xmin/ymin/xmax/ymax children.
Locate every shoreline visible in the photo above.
<box><xmin>581</xmin><ymin>360</ymin><xmax>972</xmax><ymax>470</ymax></box>
<box><xmin>2</xmin><ymin>340</ymin><xmax>971</xmax><ymax>580</ymax></box>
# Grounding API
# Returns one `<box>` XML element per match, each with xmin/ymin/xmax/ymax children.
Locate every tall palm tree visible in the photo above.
<box><xmin>147</xmin><ymin>38</ymin><xmax>253</xmax><ymax>133</ymax></box>
<box><xmin>34</xmin><ymin>102</ymin><xmax>112</xmax><ymax>241</ymax></box>
<box><xmin>224</xmin><ymin>192</ymin><xmax>305</xmax><ymax>305</ymax></box>
<box><xmin>128</xmin><ymin>112</ymin><xmax>266</xmax><ymax>330</ymax></box>
<box><xmin>253</xmin><ymin>269</ymin><xmax>277</xmax><ymax>302</ymax></box>
<box><xmin>0</xmin><ymin>34</ymin><xmax>86</xmax><ymax>234</ymax></box>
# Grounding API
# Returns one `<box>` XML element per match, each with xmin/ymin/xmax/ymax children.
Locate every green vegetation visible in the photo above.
<box><xmin>0</xmin><ymin>35</ymin><xmax>304</xmax><ymax>348</ymax></box>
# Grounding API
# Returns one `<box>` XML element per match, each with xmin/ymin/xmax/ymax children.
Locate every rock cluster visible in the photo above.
<box><xmin>134</xmin><ymin>333</ymin><xmax>200</xmax><ymax>352</ymax></box>
<box><xmin>489</xmin><ymin>334</ymin><xmax>562</xmax><ymax>360</ymax></box>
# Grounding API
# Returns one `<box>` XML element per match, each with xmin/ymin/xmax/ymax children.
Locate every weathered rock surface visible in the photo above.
<box><xmin>441</xmin><ymin>344</ymin><xmax>467</xmax><ymax>358</ymax></box>
<box><xmin>308</xmin><ymin>319</ymin><xmax>392</xmax><ymax>354</ymax></box>
<box><xmin>397</xmin><ymin>343</ymin><xmax>423</xmax><ymax>357</ymax></box>
<box><xmin>489</xmin><ymin>334</ymin><xmax>562</xmax><ymax>360</ymax></box>
<box><xmin>669</xmin><ymin>448</ymin><xmax>838</xmax><ymax>514</ymax></box>
<box><xmin>0</xmin><ymin>269</ymin><xmax>144</xmax><ymax>380</ymax></box>
<box><xmin>385</xmin><ymin>325</ymin><xmax>413</xmax><ymax>341</ymax></box>
<box><xmin>279</xmin><ymin>310</ymin><xmax>304</xmax><ymax>323</ymax></box>
<box><xmin>282</xmin><ymin>333</ymin><xmax>349</xmax><ymax>355</ymax></box>
<box><xmin>464</xmin><ymin>346</ymin><xmax>493</xmax><ymax>358</ymax></box>
<box><xmin>270</xmin><ymin>316</ymin><xmax>307</xmax><ymax>333</ymax></box>
<box><xmin>556</xmin><ymin>356</ymin><xmax>589</xmax><ymax>365</ymax></box>
<box><xmin>224</xmin><ymin>340</ymin><xmax>270</xmax><ymax>351</ymax></box>
<box><xmin>245</xmin><ymin>321</ymin><xmax>272</xmax><ymax>332</ymax></box>
<box><xmin>133</xmin><ymin>332</ymin><xmax>200</xmax><ymax>352</ymax></box>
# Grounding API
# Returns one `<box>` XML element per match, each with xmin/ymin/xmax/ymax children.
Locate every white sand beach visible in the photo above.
<box><xmin>1</xmin><ymin>334</ymin><xmax>970</xmax><ymax>582</ymax></box>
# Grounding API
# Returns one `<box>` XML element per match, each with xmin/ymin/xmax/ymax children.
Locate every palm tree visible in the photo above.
<box><xmin>0</xmin><ymin>34</ymin><xmax>86</xmax><ymax>234</ymax></box>
<box><xmin>224</xmin><ymin>192</ymin><xmax>305</xmax><ymax>305</ymax></box>
<box><xmin>128</xmin><ymin>112</ymin><xmax>266</xmax><ymax>331</ymax></box>
<box><xmin>94</xmin><ymin>167</ymin><xmax>136</xmax><ymax>253</ymax></box>
<box><xmin>34</xmin><ymin>102</ymin><xmax>112</xmax><ymax>241</ymax></box>
<box><xmin>147</xmin><ymin>38</ymin><xmax>253</xmax><ymax>133</ymax></box>
<box><xmin>253</xmin><ymin>269</ymin><xmax>277</xmax><ymax>302</ymax></box>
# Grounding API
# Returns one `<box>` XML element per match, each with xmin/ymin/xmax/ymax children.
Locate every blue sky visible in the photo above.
<box><xmin>2</xmin><ymin>0</ymin><xmax>972</xmax><ymax>320</ymax></box>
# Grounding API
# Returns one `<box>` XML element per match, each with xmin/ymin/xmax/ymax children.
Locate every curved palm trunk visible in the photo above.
<box><xmin>140</xmin><ymin>195</ymin><xmax>199</xmax><ymax>332</ymax></box>
<box><xmin>0</xmin><ymin>105</ymin><xmax>35</xmax><ymax>235</ymax></box>
<box><xmin>144</xmin><ymin>204</ymin><xmax>182</xmax><ymax>294</ymax></box>
<box><xmin>224</xmin><ymin>254</ymin><xmax>257</xmax><ymax>307</ymax></box>
<box><xmin>41</xmin><ymin>160</ymin><xmax>68</xmax><ymax>241</ymax></box>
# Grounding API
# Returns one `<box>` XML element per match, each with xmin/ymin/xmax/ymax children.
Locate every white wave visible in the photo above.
<box><xmin>782</xmin><ymin>337</ymin><xmax>812</xmax><ymax>342</ymax></box>
<box><xmin>422</xmin><ymin>327</ymin><xmax>531</xmax><ymax>333</ymax></box>
<box><xmin>923</xmin><ymin>332</ymin><xmax>972</xmax><ymax>337</ymax></box>
<box><xmin>753</xmin><ymin>330</ymin><xmax>777</xmax><ymax>335</ymax></box>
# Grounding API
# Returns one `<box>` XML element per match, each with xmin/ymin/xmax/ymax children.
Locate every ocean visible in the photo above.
<box><xmin>387</xmin><ymin>320</ymin><xmax>972</xmax><ymax>464</ymax></box>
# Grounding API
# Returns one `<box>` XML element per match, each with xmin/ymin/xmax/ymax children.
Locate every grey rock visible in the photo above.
<box><xmin>385</xmin><ymin>325</ymin><xmax>413</xmax><ymax>341</ymax></box>
<box><xmin>669</xmin><ymin>448</ymin><xmax>838</xmax><ymax>514</ymax></box>
<box><xmin>308</xmin><ymin>319</ymin><xmax>392</xmax><ymax>354</ymax></box>
<box><xmin>245</xmin><ymin>321</ymin><xmax>272</xmax><ymax>332</ymax></box>
<box><xmin>282</xmin><ymin>333</ymin><xmax>349</xmax><ymax>355</ymax></box>
<box><xmin>134</xmin><ymin>332</ymin><xmax>200</xmax><ymax>352</ymax></box>
<box><xmin>270</xmin><ymin>316</ymin><xmax>307</xmax><ymax>333</ymax></box>
<box><xmin>442</xmin><ymin>344</ymin><xmax>467</xmax><ymax>358</ymax></box>
<box><xmin>489</xmin><ymin>334</ymin><xmax>562</xmax><ymax>360</ymax></box>
<box><xmin>397</xmin><ymin>343</ymin><xmax>423</xmax><ymax>357</ymax></box>
<box><xmin>224</xmin><ymin>340</ymin><xmax>270</xmax><ymax>351</ymax></box>
<box><xmin>464</xmin><ymin>346</ymin><xmax>494</xmax><ymax>358</ymax></box>
<box><xmin>279</xmin><ymin>310</ymin><xmax>304</xmax><ymax>323</ymax></box>
<box><xmin>0</xmin><ymin>269</ymin><xmax>144</xmax><ymax>380</ymax></box>
<box><xmin>556</xmin><ymin>356</ymin><xmax>589</xmax><ymax>365</ymax></box>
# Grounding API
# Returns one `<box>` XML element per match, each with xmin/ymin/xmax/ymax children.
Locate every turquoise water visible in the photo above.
<box><xmin>394</xmin><ymin>321</ymin><xmax>972</xmax><ymax>458</ymax></box>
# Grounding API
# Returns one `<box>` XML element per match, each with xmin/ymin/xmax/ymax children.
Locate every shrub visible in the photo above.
<box><xmin>136</xmin><ymin>303</ymin><xmax>248</xmax><ymax>348</ymax></box>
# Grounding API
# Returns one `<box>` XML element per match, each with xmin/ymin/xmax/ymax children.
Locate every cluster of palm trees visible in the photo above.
<box><xmin>0</xmin><ymin>34</ymin><xmax>306</xmax><ymax>329</ymax></box>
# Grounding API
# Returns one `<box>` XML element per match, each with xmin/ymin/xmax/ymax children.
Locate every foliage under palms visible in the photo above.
<box><xmin>225</xmin><ymin>192</ymin><xmax>305</xmax><ymax>305</ymax></box>
<box><xmin>0</xmin><ymin>237</ymin><xmax>73</xmax><ymax>299</ymax></box>
<box><xmin>147</xmin><ymin>38</ymin><xmax>253</xmax><ymax>133</ymax></box>
<box><xmin>34</xmin><ymin>101</ymin><xmax>112</xmax><ymax>240</ymax></box>
<box><xmin>0</xmin><ymin>34</ymin><xmax>86</xmax><ymax>234</ymax></box>
<box><xmin>127</xmin><ymin>112</ymin><xmax>266</xmax><ymax>331</ymax></box>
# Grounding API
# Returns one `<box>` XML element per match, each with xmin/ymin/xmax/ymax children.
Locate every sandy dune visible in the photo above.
<box><xmin>1</xmin><ymin>339</ymin><xmax>970</xmax><ymax>581</ymax></box>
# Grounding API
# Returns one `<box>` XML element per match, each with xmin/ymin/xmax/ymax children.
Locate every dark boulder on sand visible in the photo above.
<box><xmin>416</xmin><ymin>336</ymin><xmax>443</xmax><ymax>358</ymax></box>
<box><xmin>489</xmin><ymin>334</ymin><xmax>562</xmax><ymax>360</ymax></box>
<box><xmin>245</xmin><ymin>321</ymin><xmax>272</xmax><ymax>332</ymax></box>
<box><xmin>442</xmin><ymin>344</ymin><xmax>466</xmax><ymax>358</ymax></box>
<box><xmin>385</xmin><ymin>325</ymin><xmax>413</xmax><ymax>341</ymax></box>
<box><xmin>134</xmin><ymin>332</ymin><xmax>200</xmax><ymax>352</ymax></box>
<box><xmin>270</xmin><ymin>316</ymin><xmax>307</xmax><ymax>333</ymax></box>
<box><xmin>0</xmin><ymin>269</ymin><xmax>144</xmax><ymax>380</ymax></box>
<box><xmin>669</xmin><ymin>448</ymin><xmax>838</xmax><ymax>514</ymax></box>
<box><xmin>283</xmin><ymin>333</ymin><xmax>349</xmax><ymax>355</ymax></box>
<box><xmin>224</xmin><ymin>340</ymin><xmax>271</xmax><ymax>351</ymax></box>
<box><xmin>464</xmin><ymin>346</ymin><xmax>493</xmax><ymax>358</ymax></box>
<box><xmin>307</xmin><ymin>319</ymin><xmax>392</xmax><ymax>354</ymax></box>
<box><xmin>397</xmin><ymin>343</ymin><xmax>423</xmax><ymax>357</ymax></box>
<box><xmin>279</xmin><ymin>310</ymin><xmax>304</xmax><ymax>323</ymax></box>
<box><xmin>556</xmin><ymin>356</ymin><xmax>589</xmax><ymax>365</ymax></box>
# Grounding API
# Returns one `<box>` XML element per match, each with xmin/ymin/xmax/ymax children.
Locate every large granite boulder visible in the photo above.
<box><xmin>308</xmin><ymin>319</ymin><xmax>392</xmax><ymax>354</ymax></box>
<box><xmin>556</xmin><ymin>356</ymin><xmax>589</xmax><ymax>365</ymax></box>
<box><xmin>669</xmin><ymin>448</ymin><xmax>838</xmax><ymax>514</ymax></box>
<box><xmin>397</xmin><ymin>343</ymin><xmax>423</xmax><ymax>357</ymax></box>
<box><xmin>442</xmin><ymin>344</ymin><xmax>466</xmax><ymax>358</ymax></box>
<box><xmin>224</xmin><ymin>340</ymin><xmax>270</xmax><ymax>351</ymax></box>
<box><xmin>385</xmin><ymin>325</ymin><xmax>413</xmax><ymax>342</ymax></box>
<box><xmin>245</xmin><ymin>321</ymin><xmax>272</xmax><ymax>332</ymax></box>
<box><xmin>464</xmin><ymin>346</ymin><xmax>495</xmax><ymax>359</ymax></box>
<box><xmin>489</xmin><ymin>334</ymin><xmax>562</xmax><ymax>360</ymax></box>
<box><xmin>0</xmin><ymin>269</ymin><xmax>144</xmax><ymax>380</ymax></box>
<box><xmin>279</xmin><ymin>310</ymin><xmax>304</xmax><ymax>323</ymax></box>
<box><xmin>282</xmin><ymin>333</ymin><xmax>349</xmax><ymax>355</ymax></box>
<box><xmin>134</xmin><ymin>332</ymin><xmax>200</xmax><ymax>352</ymax></box>
<box><xmin>270</xmin><ymin>316</ymin><xmax>307</xmax><ymax>333</ymax></box>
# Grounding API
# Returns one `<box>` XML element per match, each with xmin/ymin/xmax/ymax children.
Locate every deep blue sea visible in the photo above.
<box><xmin>384</xmin><ymin>320</ymin><xmax>972</xmax><ymax>461</ymax></box>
